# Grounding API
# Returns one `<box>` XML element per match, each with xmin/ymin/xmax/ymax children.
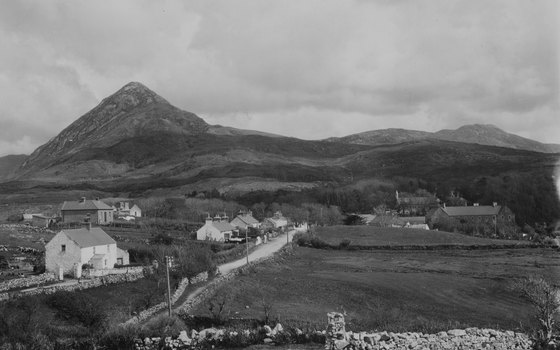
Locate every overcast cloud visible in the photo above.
<box><xmin>0</xmin><ymin>0</ymin><xmax>558</xmax><ymax>156</ymax></box>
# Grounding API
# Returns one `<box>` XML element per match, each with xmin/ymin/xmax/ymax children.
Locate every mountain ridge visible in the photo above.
<box><xmin>326</xmin><ymin>124</ymin><xmax>560</xmax><ymax>153</ymax></box>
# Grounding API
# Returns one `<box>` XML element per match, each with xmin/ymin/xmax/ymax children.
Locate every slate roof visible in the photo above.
<box><xmin>234</xmin><ymin>214</ymin><xmax>259</xmax><ymax>226</ymax></box>
<box><xmin>442</xmin><ymin>205</ymin><xmax>502</xmax><ymax>217</ymax></box>
<box><xmin>63</xmin><ymin>227</ymin><xmax>116</xmax><ymax>248</ymax></box>
<box><xmin>61</xmin><ymin>199</ymin><xmax>113</xmax><ymax>211</ymax></box>
<box><xmin>211</xmin><ymin>221</ymin><xmax>235</xmax><ymax>232</ymax></box>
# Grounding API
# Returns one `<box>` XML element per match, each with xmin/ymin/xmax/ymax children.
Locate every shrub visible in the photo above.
<box><xmin>338</xmin><ymin>239</ymin><xmax>351</xmax><ymax>249</ymax></box>
<box><xmin>141</xmin><ymin>315</ymin><xmax>187</xmax><ymax>338</ymax></box>
<box><xmin>513</xmin><ymin>276</ymin><xmax>560</xmax><ymax>348</ymax></box>
<box><xmin>46</xmin><ymin>291</ymin><xmax>108</xmax><ymax>332</ymax></box>
<box><xmin>100</xmin><ymin>324</ymin><xmax>142</xmax><ymax>350</ymax></box>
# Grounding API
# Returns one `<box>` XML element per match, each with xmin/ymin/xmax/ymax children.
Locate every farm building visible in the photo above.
<box><xmin>197</xmin><ymin>215</ymin><xmax>236</xmax><ymax>242</ymax></box>
<box><xmin>396</xmin><ymin>191</ymin><xmax>440</xmax><ymax>216</ymax></box>
<box><xmin>262</xmin><ymin>211</ymin><xmax>288</xmax><ymax>229</ymax></box>
<box><xmin>114</xmin><ymin>202</ymin><xmax>142</xmax><ymax>218</ymax></box>
<box><xmin>61</xmin><ymin>197</ymin><xmax>114</xmax><ymax>225</ymax></box>
<box><xmin>45</xmin><ymin>225</ymin><xmax>125</xmax><ymax>277</ymax></box>
<box><xmin>427</xmin><ymin>203</ymin><xmax>516</xmax><ymax>237</ymax></box>
<box><xmin>230</xmin><ymin>210</ymin><xmax>260</xmax><ymax>230</ymax></box>
<box><xmin>31</xmin><ymin>214</ymin><xmax>55</xmax><ymax>228</ymax></box>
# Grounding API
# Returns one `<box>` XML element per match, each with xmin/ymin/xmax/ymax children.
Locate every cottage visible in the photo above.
<box><xmin>230</xmin><ymin>210</ymin><xmax>260</xmax><ymax>230</ymax></box>
<box><xmin>45</xmin><ymin>225</ymin><xmax>124</xmax><ymax>277</ymax></box>
<box><xmin>197</xmin><ymin>215</ymin><xmax>236</xmax><ymax>242</ymax></box>
<box><xmin>396</xmin><ymin>191</ymin><xmax>439</xmax><ymax>216</ymax></box>
<box><xmin>262</xmin><ymin>211</ymin><xmax>288</xmax><ymax>230</ymax></box>
<box><xmin>114</xmin><ymin>202</ymin><xmax>142</xmax><ymax>218</ymax></box>
<box><xmin>61</xmin><ymin>197</ymin><xmax>114</xmax><ymax>225</ymax></box>
<box><xmin>427</xmin><ymin>203</ymin><xmax>516</xmax><ymax>236</ymax></box>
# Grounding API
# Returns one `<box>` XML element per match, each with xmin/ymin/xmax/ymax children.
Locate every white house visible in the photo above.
<box><xmin>114</xmin><ymin>202</ymin><xmax>142</xmax><ymax>218</ymax></box>
<box><xmin>230</xmin><ymin>210</ymin><xmax>260</xmax><ymax>230</ymax></box>
<box><xmin>197</xmin><ymin>215</ymin><xmax>236</xmax><ymax>242</ymax></box>
<box><xmin>45</xmin><ymin>225</ymin><xmax>123</xmax><ymax>277</ymax></box>
<box><xmin>264</xmin><ymin>211</ymin><xmax>288</xmax><ymax>229</ymax></box>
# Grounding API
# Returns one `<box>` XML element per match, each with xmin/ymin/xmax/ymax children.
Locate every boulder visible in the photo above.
<box><xmin>263</xmin><ymin>338</ymin><xmax>273</xmax><ymax>344</ymax></box>
<box><xmin>447</xmin><ymin>329</ymin><xmax>467</xmax><ymax>337</ymax></box>
<box><xmin>178</xmin><ymin>330</ymin><xmax>190</xmax><ymax>344</ymax></box>
<box><xmin>333</xmin><ymin>339</ymin><xmax>350</xmax><ymax>350</ymax></box>
<box><xmin>263</xmin><ymin>325</ymin><xmax>273</xmax><ymax>335</ymax></box>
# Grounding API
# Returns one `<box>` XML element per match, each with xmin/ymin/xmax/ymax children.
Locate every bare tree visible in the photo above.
<box><xmin>514</xmin><ymin>276</ymin><xmax>560</xmax><ymax>347</ymax></box>
<box><xmin>207</xmin><ymin>293</ymin><xmax>230</xmax><ymax>324</ymax></box>
<box><xmin>260</xmin><ymin>295</ymin><xmax>274</xmax><ymax>325</ymax></box>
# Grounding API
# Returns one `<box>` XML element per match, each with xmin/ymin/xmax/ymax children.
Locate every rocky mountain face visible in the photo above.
<box><xmin>328</xmin><ymin>124</ymin><xmax>560</xmax><ymax>153</ymax></box>
<box><xmin>19</xmin><ymin>82</ymin><xmax>209</xmax><ymax>177</ymax></box>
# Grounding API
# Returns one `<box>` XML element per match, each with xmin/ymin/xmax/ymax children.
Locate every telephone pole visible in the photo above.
<box><xmin>165</xmin><ymin>256</ymin><xmax>172</xmax><ymax>317</ymax></box>
<box><xmin>245</xmin><ymin>229</ymin><xmax>249</xmax><ymax>264</ymax></box>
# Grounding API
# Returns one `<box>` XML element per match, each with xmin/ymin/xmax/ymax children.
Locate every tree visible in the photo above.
<box><xmin>514</xmin><ymin>276</ymin><xmax>560</xmax><ymax>347</ymax></box>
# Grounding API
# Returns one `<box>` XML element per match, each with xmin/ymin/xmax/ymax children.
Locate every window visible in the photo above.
<box><xmin>61</xmin><ymin>245</ymin><xmax>66</xmax><ymax>253</ymax></box>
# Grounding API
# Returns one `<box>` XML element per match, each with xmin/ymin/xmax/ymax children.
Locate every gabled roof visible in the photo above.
<box><xmin>62</xmin><ymin>227</ymin><xmax>116</xmax><ymax>248</ymax></box>
<box><xmin>61</xmin><ymin>199</ymin><xmax>113</xmax><ymax>211</ymax></box>
<box><xmin>442</xmin><ymin>205</ymin><xmax>502</xmax><ymax>217</ymax></box>
<box><xmin>233</xmin><ymin>214</ymin><xmax>259</xmax><ymax>226</ymax></box>
<box><xmin>211</xmin><ymin>221</ymin><xmax>235</xmax><ymax>232</ymax></box>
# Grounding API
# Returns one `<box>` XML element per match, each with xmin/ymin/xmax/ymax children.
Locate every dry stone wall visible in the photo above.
<box><xmin>0</xmin><ymin>270</ymin><xmax>145</xmax><ymax>301</ymax></box>
<box><xmin>0</xmin><ymin>273</ymin><xmax>56</xmax><ymax>292</ymax></box>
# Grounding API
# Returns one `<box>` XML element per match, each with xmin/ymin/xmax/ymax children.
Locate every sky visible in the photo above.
<box><xmin>0</xmin><ymin>0</ymin><xmax>558</xmax><ymax>157</ymax></box>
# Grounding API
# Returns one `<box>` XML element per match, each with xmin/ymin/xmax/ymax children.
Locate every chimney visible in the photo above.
<box><xmin>213</xmin><ymin>214</ymin><xmax>221</xmax><ymax>222</ymax></box>
<box><xmin>493</xmin><ymin>202</ymin><xmax>498</xmax><ymax>207</ymax></box>
<box><xmin>205</xmin><ymin>214</ymin><xmax>212</xmax><ymax>224</ymax></box>
<box><xmin>95</xmin><ymin>197</ymin><xmax>100</xmax><ymax>201</ymax></box>
<box><xmin>473</xmin><ymin>203</ymin><xmax>479</xmax><ymax>207</ymax></box>
<box><xmin>80</xmin><ymin>197</ymin><xmax>86</xmax><ymax>203</ymax></box>
<box><xmin>221</xmin><ymin>213</ymin><xmax>228</xmax><ymax>222</ymax></box>
<box><xmin>443</xmin><ymin>203</ymin><xmax>446</xmax><ymax>208</ymax></box>
<box><xmin>87</xmin><ymin>222</ymin><xmax>92</xmax><ymax>231</ymax></box>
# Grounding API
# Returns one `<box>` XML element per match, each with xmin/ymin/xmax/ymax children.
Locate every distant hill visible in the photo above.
<box><xmin>327</xmin><ymin>124</ymin><xmax>560</xmax><ymax>153</ymax></box>
<box><xmin>0</xmin><ymin>154</ymin><xmax>27</xmax><ymax>181</ymax></box>
<box><xmin>3</xmin><ymin>82</ymin><xmax>558</xmax><ymax>227</ymax></box>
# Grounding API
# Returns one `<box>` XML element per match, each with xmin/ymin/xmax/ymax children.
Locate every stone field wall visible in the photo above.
<box><xmin>0</xmin><ymin>273</ymin><xmax>56</xmax><ymax>293</ymax></box>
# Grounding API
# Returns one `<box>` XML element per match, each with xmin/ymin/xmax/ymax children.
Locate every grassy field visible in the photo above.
<box><xmin>315</xmin><ymin>225</ymin><xmax>529</xmax><ymax>247</ymax></box>
<box><xmin>191</xmin><ymin>245</ymin><xmax>559</xmax><ymax>333</ymax></box>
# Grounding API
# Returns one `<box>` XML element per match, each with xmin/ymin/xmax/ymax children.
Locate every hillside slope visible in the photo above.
<box><xmin>0</xmin><ymin>154</ymin><xmax>27</xmax><ymax>181</ymax></box>
<box><xmin>328</xmin><ymin>124</ymin><xmax>560</xmax><ymax>153</ymax></box>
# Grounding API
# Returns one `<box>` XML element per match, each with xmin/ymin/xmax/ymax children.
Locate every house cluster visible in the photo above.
<box><xmin>23</xmin><ymin>198</ymin><xmax>143</xmax><ymax>228</ymax></box>
<box><xmin>196</xmin><ymin>210</ymin><xmax>289</xmax><ymax>242</ymax></box>
<box><xmin>362</xmin><ymin>191</ymin><xmax>517</xmax><ymax>236</ymax></box>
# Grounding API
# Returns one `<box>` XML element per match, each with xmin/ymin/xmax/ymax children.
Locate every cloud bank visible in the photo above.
<box><xmin>0</xmin><ymin>0</ymin><xmax>558</xmax><ymax>155</ymax></box>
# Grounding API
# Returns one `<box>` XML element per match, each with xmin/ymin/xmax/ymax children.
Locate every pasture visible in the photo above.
<box><xmin>191</xmin><ymin>245</ymin><xmax>559</xmax><ymax>333</ymax></box>
<box><xmin>315</xmin><ymin>225</ymin><xmax>529</xmax><ymax>247</ymax></box>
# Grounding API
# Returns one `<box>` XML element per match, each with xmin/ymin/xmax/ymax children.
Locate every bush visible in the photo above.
<box><xmin>141</xmin><ymin>315</ymin><xmax>187</xmax><ymax>338</ymax></box>
<box><xmin>46</xmin><ymin>291</ymin><xmax>108</xmax><ymax>332</ymax></box>
<box><xmin>338</xmin><ymin>239</ymin><xmax>351</xmax><ymax>249</ymax></box>
<box><xmin>100</xmin><ymin>324</ymin><xmax>142</xmax><ymax>350</ymax></box>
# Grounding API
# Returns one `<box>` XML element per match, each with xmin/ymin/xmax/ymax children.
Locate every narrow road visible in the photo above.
<box><xmin>219</xmin><ymin>230</ymin><xmax>294</xmax><ymax>275</ymax></box>
<box><xmin>171</xmin><ymin>230</ymin><xmax>295</xmax><ymax>313</ymax></box>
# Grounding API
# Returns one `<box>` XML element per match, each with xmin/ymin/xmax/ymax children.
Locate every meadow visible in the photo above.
<box><xmin>314</xmin><ymin>225</ymin><xmax>530</xmax><ymax>247</ymax></box>
<box><xmin>191</xmin><ymin>245</ymin><xmax>559</xmax><ymax>333</ymax></box>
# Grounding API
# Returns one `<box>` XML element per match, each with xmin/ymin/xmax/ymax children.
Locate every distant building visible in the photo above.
<box><xmin>114</xmin><ymin>202</ymin><xmax>142</xmax><ymax>218</ymax></box>
<box><xmin>31</xmin><ymin>214</ymin><xmax>55</xmax><ymax>228</ymax></box>
<box><xmin>427</xmin><ymin>203</ymin><xmax>516</xmax><ymax>236</ymax></box>
<box><xmin>197</xmin><ymin>215</ymin><xmax>236</xmax><ymax>242</ymax></box>
<box><xmin>262</xmin><ymin>211</ymin><xmax>288</xmax><ymax>230</ymax></box>
<box><xmin>230</xmin><ymin>210</ymin><xmax>260</xmax><ymax>230</ymax></box>
<box><xmin>396</xmin><ymin>191</ymin><xmax>440</xmax><ymax>216</ymax></box>
<box><xmin>45</xmin><ymin>225</ymin><xmax>124</xmax><ymax>276</ymax></box>
<box><xmin>61</xmin><ymin>198</ymin><xmax>114</xmax><ymax>225</ymax></box>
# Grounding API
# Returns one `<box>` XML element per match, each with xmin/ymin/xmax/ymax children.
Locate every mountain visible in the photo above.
<box><xmin>0</xmin><ymin>154</ymin><xmax>27</xmax><ymax>181</ymax></box>
<box><xmin>18</xmin><ymin>82</ymin><xmax>209</xmax><ymax>177</ymax></box>
<box><xmin>327</xmin><ymin>124</ymin><xmax>560</xmax><ymax>153</ymax></box>
<box><xmin>3</xmin><ymin>82</ymin><xmax>558</xmax><ymax>227</ymax></box>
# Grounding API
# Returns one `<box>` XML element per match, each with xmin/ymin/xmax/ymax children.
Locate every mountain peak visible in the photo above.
<box><xmin>102</xmin><ymin>81</ymin><xmax>168</xmax><ymax>110</ymax></box>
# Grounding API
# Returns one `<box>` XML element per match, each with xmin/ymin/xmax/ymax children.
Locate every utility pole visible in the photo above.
<box><xmin>165</xmin><ymin>256</ymin><xmax>172</xmax><ymax>317</ymax></box>
<box><xmin>245</xmin><ymin>229</ymin><xmax>249</xmax><ymax>264</ymax></box>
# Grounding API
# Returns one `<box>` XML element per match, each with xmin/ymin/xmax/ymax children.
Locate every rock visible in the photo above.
<box><xmin>178</xmin><ymin>330</ymin><xmax>190</xmax><ymax>344</ymax></box>
<box><xmin>271</xmin><ymin>323</ymin><xmax>283</xmax><ymax>335</ymax></box>
<box><xmin>380</xmin><ymin>334</ymin><xmax>391</xmax><ymax>342</ymax></box>
<box><xmin>199</xmin><ymin>327</ymin><xmax>218</xmax><ymax>339</ymax></box>
<box><xmin>334</xmin><ymin>339</ymin><xmax>350</xmax><ymax>350</ymax></box>
<box><xmin>295</xmin><ymin>328</ymin><xmax>303</xmax><ymax>335</ymax></box>
<box><xmin>437</xmin><ymin>331</ymin><xmax>448</xmax><ymax>337</ymax></box>
<box><xmin>447</xmin><ymin>329</ymin><xmax>466</xmax><ymax>337</ymax></box>
<box><xmin>263</xmin><ymin>325</ymin><xmax>273</xmax><ymax>335</ymax></box>
<box><xmin>263</xmin><ymin>338</ymin><xmax>273</xmax><ymax>344</ymax></box>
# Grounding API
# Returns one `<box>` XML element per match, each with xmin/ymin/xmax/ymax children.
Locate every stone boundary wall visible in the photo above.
<box><xmin>0</xmin><ymin>271</ymin><xmax>145</xmax><ymax>301</ymax></box>
<box><xmin>325</xmin><ymin>328</ymin><xmax>532</xmax><ymax>350</ymax></box>
<box><xmin>123</xmin><ymin>271</ymin><xmax>210</xmax><ymax>325</ymax></box>
<box><xmin>0</xmin><ymin>273</ymin><xmax>56</xmax><ymax>292</ymax></box>
<box><xmin>84</xmin><ymin>266</ymin><xmax>144</xmax><ymax>277</ymax></box>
